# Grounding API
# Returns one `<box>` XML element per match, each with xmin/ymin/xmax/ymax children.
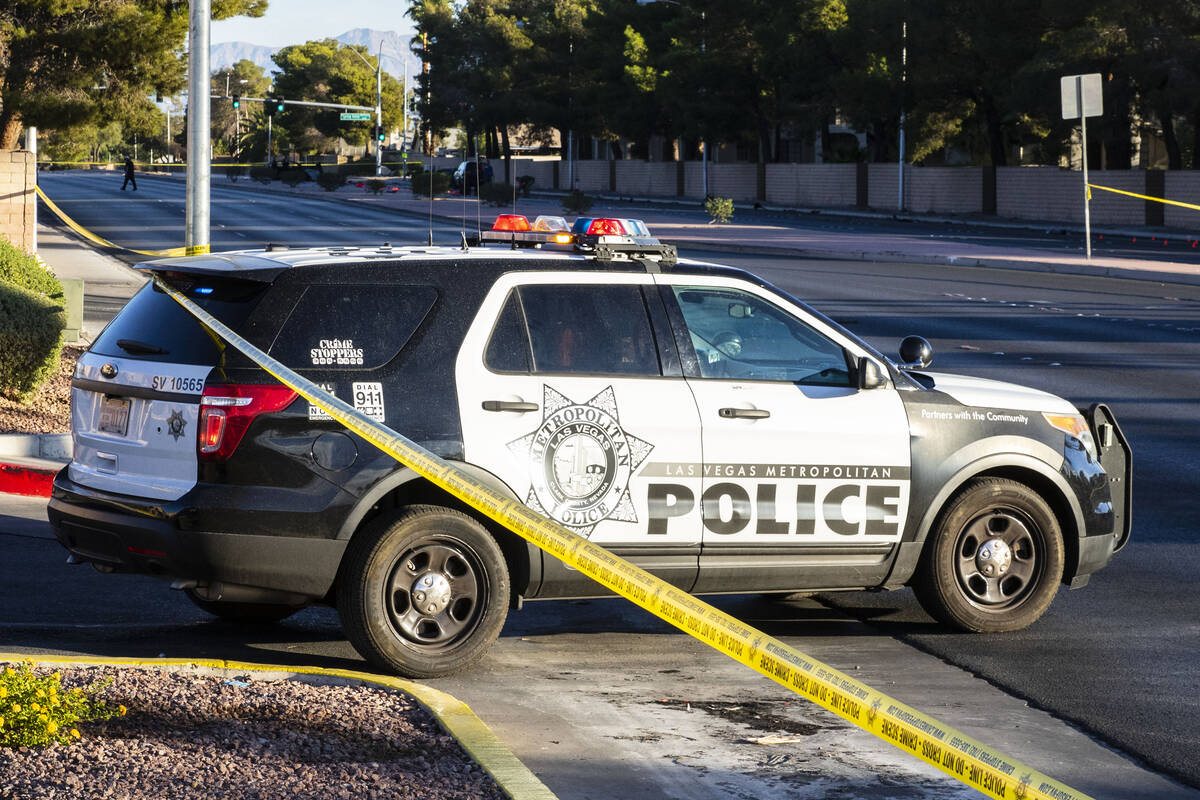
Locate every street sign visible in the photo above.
<box><xmin>1060</xmin><ymin>74</ymin><xmax>1102</xmax><ymax>119</ymax></box>
<box><xmin>339</xmin><ymin>112</ymin><xmax>372</xmax><ymax>121</ymax></box>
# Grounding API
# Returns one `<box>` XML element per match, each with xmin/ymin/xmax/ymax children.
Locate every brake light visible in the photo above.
<box><xmin>198</xmin><ymin>384</ymin><xmax>297</xmax><ymax>461</ymax></box>
<box><xmin>492</xmin><ymin>214</ymin><xmax>531</xmax><ymax>232</ymax></box>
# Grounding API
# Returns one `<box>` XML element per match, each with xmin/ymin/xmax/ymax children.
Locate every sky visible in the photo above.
<box><xmin>210</xmin><ymin>0</ymin><xmax>415</xmax><ymax>47</ymax></box>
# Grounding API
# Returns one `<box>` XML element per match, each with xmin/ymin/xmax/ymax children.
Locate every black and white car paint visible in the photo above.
<box><xmin>47</xmin><ymin>232</ymin><xmax>1131</xmax><ymax>677</ymax></box>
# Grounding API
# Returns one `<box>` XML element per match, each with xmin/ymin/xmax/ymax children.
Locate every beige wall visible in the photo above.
<box><xmin>0</xmin><ymin>150</ymin><xmax>36</xmax><ymax>255</ymax></box>
<box><xmin>419</xmin><ymin>153</ymin><xmax>1200</xmax><ymax>230</ymax></box>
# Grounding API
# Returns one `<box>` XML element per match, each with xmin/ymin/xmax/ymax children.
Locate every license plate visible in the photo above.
<box><xmin>98</xmin><ymin>396</ymin><xmax>130</xmax><ymax>436</ymax></box>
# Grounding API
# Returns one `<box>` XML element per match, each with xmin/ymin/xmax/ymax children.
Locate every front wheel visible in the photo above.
<box><xmin>913</xmin><ymin>478</ymin><xmax>1064</xmax><ymax>632</ymax></box>
<box><xmin>337</xmin><ymin>505</ymin><xmax>509</xmax><ymax>678</ymax></box>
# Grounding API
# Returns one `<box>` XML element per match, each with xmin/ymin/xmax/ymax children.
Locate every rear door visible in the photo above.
<box><xmin>455</xmin><ymin>271</ymin><xmax>704</xmax><ymax>590</ymax></box>
<box><xmin>69</xmin><ymin>277</ymin><xmax>265</xmax><ymax>501</ymax></box>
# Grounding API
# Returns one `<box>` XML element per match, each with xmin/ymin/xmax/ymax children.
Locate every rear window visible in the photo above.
<box><xmin>267</xmin><ymin>284</ymin><xmax>438</xmax><ymax>370</ymax></box>
<box><xmin>90</xmin><ymin>278</ymin><xmax>266</xmax><ymax>365</ymax></box>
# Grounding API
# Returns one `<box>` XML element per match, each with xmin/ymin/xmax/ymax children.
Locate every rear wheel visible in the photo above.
<box><xmin>185</xmin><ymin>589</ymin><xmax>305</xmax><ymax>624</ymax></box>
<box><xmin>337</xmin><ymin>505</ymin><xmax>509</xmax><ymax>678</ymax></box>
<box><xmin>914</xmin><ymin>478</ymin><xmax>1064</xmax><ymax>632</ymax></box>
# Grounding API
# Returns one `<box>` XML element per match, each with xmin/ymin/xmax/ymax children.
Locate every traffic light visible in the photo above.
<box><xmin>231</xmin><ymin>94</ymin><xmax>240</xmax><ymax>109</ymax></box>
<box><xmin>274</xmin><ymin>97</ymin><xmax>285</xmax><ymax>113</ymax></box>
<box><xmin>266</xmin><ymin>97</ymin><xmax>284</xmax><ymax>115</ymax></box>
<box><xmin>376</xmin><ymin>126</ymin><xmax>385</xmax><ymax>143</ymax></box>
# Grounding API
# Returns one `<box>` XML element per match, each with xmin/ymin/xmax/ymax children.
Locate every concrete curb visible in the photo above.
<box><xmin>0</xmin><ymin>655</ymin><xmax>558</xmax><ymax>800</ymax></box>
<box><xmin>0</xmin><ymin>432</ymin><xmax>72</xmax><ymax>460</ymax></box>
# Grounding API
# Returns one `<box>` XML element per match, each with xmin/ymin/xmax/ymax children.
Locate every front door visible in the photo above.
<box><xmin>657</xmin><ymin>277</ymin><xmax>912</xmax><ymax>593</ymax></box>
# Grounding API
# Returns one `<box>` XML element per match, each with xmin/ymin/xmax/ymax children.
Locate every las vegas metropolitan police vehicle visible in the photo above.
<box><xmin>48</xmin><ymin>214</ymin><xmax>1131</xmax><ymax>678</ymax></box>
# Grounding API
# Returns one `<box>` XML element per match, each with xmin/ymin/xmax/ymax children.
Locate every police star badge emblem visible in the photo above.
<box><xmin>509</xmin><ymin>386</ymin><xmax>653</xmax><ymax>536</ymax></box>
<box><xmin>166</xmin><ymin>409</ymin><xmax>187</xmax><ymax>442</ymax></box>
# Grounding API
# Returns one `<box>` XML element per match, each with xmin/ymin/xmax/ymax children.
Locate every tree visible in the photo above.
<box><xmin>271</xmin><ymin>39</ymin><xmax>406</xmax><ymax>156</ymax></box>
<box><xmin>211</xmin><ymin>60</ymin><xmax>271</xmax><ymax>158</ymax></box>
<box><xmin>0</xmin><ymin>0</ymin><xmax>267</xmax><ymax>150</ymax></box>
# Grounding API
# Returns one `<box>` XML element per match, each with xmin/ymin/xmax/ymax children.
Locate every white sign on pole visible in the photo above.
<box><xmin>1061</xmin><ymin>73</ymin><xmax>1103</xmax><ymax>119</ymax></box>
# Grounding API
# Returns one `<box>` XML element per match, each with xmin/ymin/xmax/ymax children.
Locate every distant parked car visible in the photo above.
<box><xmin>452</xmin><ymin>159</ymin><xmax>493</xmax><ymax>195</ymax></box>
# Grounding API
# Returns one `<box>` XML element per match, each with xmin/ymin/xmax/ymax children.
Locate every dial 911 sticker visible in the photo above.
<box><xmin>352</xmin><ymin>382</ymin><xmax>386</xmax><ymax>422</ymax></box>
<box><xmin>308</xmin><ymin>383</ymin><xmax>337</xmax><ymax>420</ymax></box>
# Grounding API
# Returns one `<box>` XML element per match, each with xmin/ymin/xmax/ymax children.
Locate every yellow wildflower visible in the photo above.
<box><xmin>46</xmin><ymin>721</ymin><xmax>58</xmax><ymax>734</ymax></box>
<box><xmin>0</xmin><ymin>716</ymin><xmax>5</xmax><ymax>728</ymax></box>
<box><xmin>30</xmin><ymin>702</ymin><xmax>40</xmax><ymax>712</ymax></box>
<box><xmin>10</xmin><ymin>703</ymin><xmax>19</xmax><ymax>712</ymax></box>
<box><xmin>70</xmin><ymin>729</ymin><xmax>80</xmax><ymax>739</ymax></box>
<box><xmin>51</xmin><ymin>671</ymin><xmax>61</xmax><ymax>681</ymax></box>
<box><xmin>118</xmin><ymin>705</ymin><xmax>127</xmax><ymax>716</ymax></box>
<box><xmin>35</xmin><ymin>689</ymin><xmax>45</xmax><ymax>699</ymax></box>
<box><xmin>0</xmin><ymin>685</ymin><xmax>7</xmax><ymax>698</ymax></box>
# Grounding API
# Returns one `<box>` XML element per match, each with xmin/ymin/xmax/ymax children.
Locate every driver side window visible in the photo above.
<box><xmin>671</xmin><ymin>286</ymin><xmax>852</xmax><ymax>385</ymax></box>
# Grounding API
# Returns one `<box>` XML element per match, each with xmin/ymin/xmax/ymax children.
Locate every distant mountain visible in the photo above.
<box><xmin>211</xmin><ymin>29</ymin><xmax>419</xmax><ymax>81</ymax></box>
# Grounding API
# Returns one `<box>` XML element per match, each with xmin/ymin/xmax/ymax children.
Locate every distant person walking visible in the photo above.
<box><xmin>121</xmin><ymin>156</ymin><xmax>137</xmax><ymax>191</ymax></box>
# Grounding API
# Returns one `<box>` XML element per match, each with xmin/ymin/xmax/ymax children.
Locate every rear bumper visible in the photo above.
<box><xmin>47</xmin><ymin>471</ymin><xmax>344</xmax><ymax>598</ymax></box>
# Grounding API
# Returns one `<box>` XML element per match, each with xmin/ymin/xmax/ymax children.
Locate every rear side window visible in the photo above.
<box><xmin>514</xmin><ymin>284</ymin><xmax>661</xmax><ymax>376</ymax></box>
<box><xmin>268</xmin><ymin>284</ymin><xmax>438</xmax><ymax>370</ymax></box>
<box><xmin>90</xmin><ymin>278</ymin><xmax>265</xmax><ymax>365</ymax></box>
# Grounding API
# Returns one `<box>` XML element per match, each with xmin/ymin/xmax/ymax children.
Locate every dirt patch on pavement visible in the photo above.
<box><xmin>0</xmin><ymin>346</ymin><xmax>81</xmax><ymax>435</ymax></box>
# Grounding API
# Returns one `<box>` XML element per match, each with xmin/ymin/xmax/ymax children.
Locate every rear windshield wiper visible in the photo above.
<box><xmin>116</xmin><ymin>339</ymin><xmax>168</xmax><ymax>356</ymax></box>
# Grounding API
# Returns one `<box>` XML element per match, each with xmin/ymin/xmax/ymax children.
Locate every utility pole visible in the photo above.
<box><xmin>186</xmin><ymin>0</ymin><xmax>211</xmax><ymax>255</ymax></box>
<box><xmin>897</xmin><ymin>19</ymin><xmax>907</xmax><ymax>212</ymax></box>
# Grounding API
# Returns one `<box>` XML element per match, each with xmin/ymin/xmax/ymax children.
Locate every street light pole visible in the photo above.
<box><xmin>186</xmin><ymin>0</ymin><xmax>211</xmax><ymax>255</ymax></box>
<box><xmin>348</xmin><ymin>46</ymin><xmax>384</xmax><ymax>176</ymax></box>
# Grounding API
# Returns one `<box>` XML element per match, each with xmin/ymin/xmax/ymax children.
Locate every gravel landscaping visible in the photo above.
<box><xmin>0</xmin><ymin>666</ymin><xmax>507</xmax><ymax>800</ymax></box>
<box><xmin>0</xmin><ymin>346</ymin><xmax>80</xmax><ymax>435</ymax></box>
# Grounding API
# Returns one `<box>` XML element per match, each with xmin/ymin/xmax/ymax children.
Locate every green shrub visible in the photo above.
<box><xmin>0</xmin><ymin>282</ymin><xmax>65</xmax><ymax>402</ymax></box>
<box><xmin>561</xmin><ymin>189</ymin><xmax>594</xmax><ymax>215</ymax></box>
<box><xmin>317</xmin><ymin>172</ymin><xmax>344</xmax><ymax>192</ymax></box>
<box><xmin>517</xmin><ymin>175</ymin><xmax>535</xmax><ymax>197</ymax></box>
<box><xmin>0</xmin><ymin>237</ymin><xmax>62</xmax><ymax>298</ymax></box>
<box><xmin>412</xmin><ymin>170</ymin><xmax>451</xmax><ymax>197</ymax></box>
<box><xmin>704</xmin><ymin>196</ymin><xmax>734</xmax><ymax>224</ymax></box>
<box><xmin>0</xmin><ymin>661</ymin><xmax>124</xmax><ymax>748</ymax></box>
<box><xmin>279</xmin><ymin>168</ymin><xmax>308</xmax><ymax>189</ymax></box>
<box><xmin>404</xmin><ymin>162</ymin><xmax>424</xmax><ymax>178</ymax></box>
<box><xmin>366</xmin><ymin>177</ymin><xmax>387</xmax><ymax>195</ymax></box>
<box><xmin>249</xmin><ymin>166</ymin><xmax>273</xmax><ymax>185</ymax></box>
<box><xmin>224</xmin><ymin>165</ymin><xmax>246</xmax><ymax>183</ymax></box>
<box><xmin>479</xmin><ymin>182</ymin><xmax>514</xmax><ymax>206</ymax></box>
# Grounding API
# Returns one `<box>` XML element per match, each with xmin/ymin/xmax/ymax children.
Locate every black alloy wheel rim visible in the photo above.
<box><xmin>385</xmin><ymin>538</ymin><xmax>486</xmax><ymax>649</ymax></box>
<box><xmin>953</xmin><ymin>506</ymin><xmax>1044</xmax><ymax>612</ymax></box>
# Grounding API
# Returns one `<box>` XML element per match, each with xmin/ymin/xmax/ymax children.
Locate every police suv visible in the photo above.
<box><xmin>48</xmin><ymin>215</ymin><xmax>1131</xmax><ymax>678</ymax></box>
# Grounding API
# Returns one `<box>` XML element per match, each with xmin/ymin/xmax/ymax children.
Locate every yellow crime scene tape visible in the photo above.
<box><xmin>1087</xmin><ymin>182</ymin><xmax>1200</xmax><ymax>211</ymax></box>
<box><xmin>153</xmin><ymin>275</ymin><xmax>1093</xmax><ymax>800</ymax></box>
<box><xmin>35</xmin><ymin>186</ymin><xmax>192</xmax><ymax>257</ymax></box>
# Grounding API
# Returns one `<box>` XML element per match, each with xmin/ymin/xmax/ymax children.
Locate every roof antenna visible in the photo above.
<box><xmin>460</xmin><ymin>231</ymin><xmax>469</xmax><ymax>251</ymax></box>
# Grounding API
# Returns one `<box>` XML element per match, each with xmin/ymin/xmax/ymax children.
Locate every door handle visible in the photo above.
<box><xmin>719</xmin><ymin>407</ymin><xmax>770</xmax><ymax>419</ymax></box>
<box><xmin>482</xmin><ymin>400</ymin><xmax>539</xmax><ymax>413</ymax></box>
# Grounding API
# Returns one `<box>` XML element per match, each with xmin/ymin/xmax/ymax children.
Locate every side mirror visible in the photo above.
<box><xmin>857</xmin><ymin>357</ymin><xmax>888</xmax><ymax>390</ymax></box>
<box><xmin>899</xmin><ymin>336</ymin><xmax>933</xmax><ymax>369</ymax></box>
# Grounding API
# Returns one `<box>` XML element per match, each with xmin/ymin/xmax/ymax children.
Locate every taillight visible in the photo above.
<box><xmin>198</xmin><ymin>384</ymin><xmax>297</xmax><ymax>461</ymax></box>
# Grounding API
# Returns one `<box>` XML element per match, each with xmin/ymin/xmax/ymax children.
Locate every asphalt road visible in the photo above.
<box><xmin>14</xmin><ymin>171</ymin><xmax>1200</xmax><ymax>793</ymax></box>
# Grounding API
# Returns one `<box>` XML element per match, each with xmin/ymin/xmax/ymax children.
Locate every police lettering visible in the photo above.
<box><xmin>647</xmin><ymin>482</ymin><xmax>901</xmax><ymax>536</ymax></box>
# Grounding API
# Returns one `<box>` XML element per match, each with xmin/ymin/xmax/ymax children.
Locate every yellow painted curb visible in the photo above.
<box><xmin>0</xmin><ymin>654</ymin><xmax>557</xmax><ymax>800</ymax></box>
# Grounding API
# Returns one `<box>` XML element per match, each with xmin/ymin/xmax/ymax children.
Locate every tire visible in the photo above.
<box><xmin>337</xmin><ymin>505</ymin><xmax>509</xmax><ymax>678</ymax></box>
<box><xmin>913</xmin><ymin>478</ymin><xmax>1064</xmax><ymax>632</ymax></box>
<box><xmin>185</xmin><ymin>589</ymin><xmax>305</xmax><ymax>624</ymax></box>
